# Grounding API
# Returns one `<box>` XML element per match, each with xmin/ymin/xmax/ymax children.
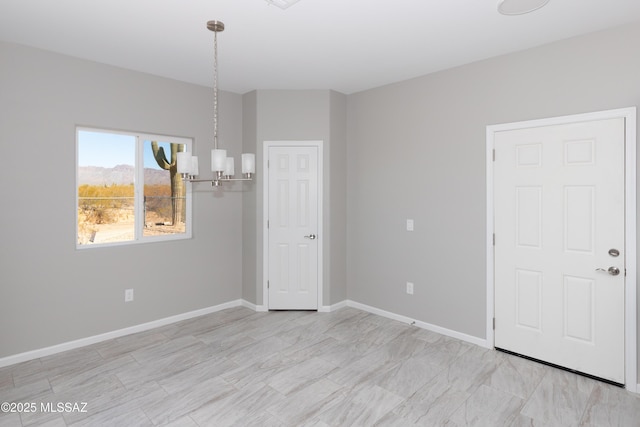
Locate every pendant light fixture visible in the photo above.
<box><xmin>178</xmin><ymin>20</ymin><xmax>255</xmax><ymax>186</ymax></box>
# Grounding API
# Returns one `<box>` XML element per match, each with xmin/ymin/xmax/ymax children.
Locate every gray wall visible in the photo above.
<box><xmin>2</xmin><ymin>21</ymin><xmax>639</xmax><ymax>382</ymax></box>
<box><xmin>329</xmin><ymin>91</ymin><xmax>348</xmax><ymax>304</ymax></box>
<box><xmin>242</xmin><ymin>91</ymin><xmax>258</xmax><ymax>303</ymax></box>
<box><xmin>241</xmin><ymin>90</ymin><xmax>347</xmax><ymax>307</ymax></box>
<box><xmin>347</xmin><ymin>22</ymin><xmax>640</xmax><ymax>374</ymax></box>
<box><xmin>0</xmin><ymin>41</ymin><xmax>244</xmax><ymax>358</ymax></box>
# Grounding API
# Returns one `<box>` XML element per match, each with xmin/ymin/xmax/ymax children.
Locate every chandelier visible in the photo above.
<box><xmin>177</xmin><ymin>20</ymin><xmax>255</xmax><ymax>186</ymax></box>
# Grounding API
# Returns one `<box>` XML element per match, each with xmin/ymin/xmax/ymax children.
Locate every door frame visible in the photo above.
<box><xmin>486</xmin><ymin>107</ymin><xmax>637</xmax><ymax>392</ymax></box>
<box><xmin>263</xmin><ymin>140</ymin><xmax>324</xmax><ymax>310</ymax></box>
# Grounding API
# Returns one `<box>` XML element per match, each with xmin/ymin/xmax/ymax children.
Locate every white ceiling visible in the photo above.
<box><xmin>1</xmin><ymin>0</ymin><xmax>640</xmax><ymax>94</ymax></box>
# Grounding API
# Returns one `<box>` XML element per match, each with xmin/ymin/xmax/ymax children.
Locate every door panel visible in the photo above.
<box><xmin>494</xmin><ymin>118</ymin><xmax>625</xmax><ymax>383</ymax></box>
<box><xmin>268</xmin><ymin>146</ymin><xmax>319</xmax><ymax>310</ymax></box>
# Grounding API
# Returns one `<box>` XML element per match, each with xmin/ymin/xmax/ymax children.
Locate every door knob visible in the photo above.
<box><xmin>595</xmin><ymin>267</ymin><xmax>620</xmax><ymax>276</ymax></box>
<box><xmin>304</xmin><ymin>234</ymin><xmax>317</xmax><ymax>240</ymax></box>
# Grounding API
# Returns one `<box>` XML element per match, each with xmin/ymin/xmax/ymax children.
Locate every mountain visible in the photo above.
<box><xmin>78</xmin><ymin>165</ymin><xmax>170</xmax><ymax>186</ymax></box>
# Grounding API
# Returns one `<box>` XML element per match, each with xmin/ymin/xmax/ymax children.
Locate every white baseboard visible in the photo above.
<box><xmin>0</xmin><ymin>297</ymin><xmax>490</xmax><ymax>370</ymax></box>
<box><xmin>318</xmin><ymin>300</ymin><xmax>348</xmax><ymax>312</ymax></box>
<box><xmin>240</xmin><ymin>300</ymin><xmax>267</xmax><ymax>312</ymax></box>
<box><xmin>0</xmin><ymin>299</ymin><xmax>245</xmax><ymax>368</ymax></box>
<box><xmin>344</xmin><ymin>300</ymin><xmax>491</xmax><ymax>349</ymax></box>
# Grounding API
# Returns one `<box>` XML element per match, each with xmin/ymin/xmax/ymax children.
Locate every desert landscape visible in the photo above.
<box><xmin>77</xmin><ymin>165</ymin><xmax>186</xmax><ymax>245</ymax></box>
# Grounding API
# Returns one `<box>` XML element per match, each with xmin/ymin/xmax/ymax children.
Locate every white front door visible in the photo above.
<box><xmin>494</xmin><ymin>117</ymin><xmax>625</xmax><ymax>383</ymax></box>
<box><xmin>267</xmin><ymin>145</ymin><xmax>319</xmax><ymax>310</ymax></box>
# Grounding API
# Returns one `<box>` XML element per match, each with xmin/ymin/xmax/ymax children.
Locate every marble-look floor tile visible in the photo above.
<box><xmin>194</xmin><ymin>317</ymin><xmax>260</xmax><ymax>346</ymax></box>
<box><xmin>277</xmin><ymin>336</ymin><xmax>340</xmax><ymax>363</ymax></box>
<box><xmin>2</xmin><ymin>307</ymin><xmax>639</xmax><ymax>427</ymax></box>
<box><xmin>316</xmin><ymin>384</ymin><xmax>404</xmax><ymax>426</ymax></box>
<box><xmin>324</xmin><ymin>317</ymin><xmax>380</xmax><ymax>342</ymax></box>
<box><xmin>0</xmin><ymin>412</ymin><xmax>22</xmax><ymax>427</ymax></box>
<box><xmin>0</xmin><ymin>378</ymin><xmax>51</xmax><ymax>402</ymax></box>
<box><xmin>510</xmin><ymin>414</ymin><xmax>541</xmax><ymax>426</ymax></box>
<box><xmin>359</xmin><ymin>319</ymin><xmax>413</xmax><ymax>346</ymax></box>
<box><xmin>49</xmin><ymin>355</ymin><xmax>136</xmax><ymax>393</ymax></box>
<box><xmin>521</xmin><ymin>366</ymin><xmax>597</xmax><ymax>426</ymax></box>
<box><xmin>298</xmin><ymin>419</ymin><xmax>330</xmax><ymax>427</ymax></box>
<box><xmin>0</xmin><ymin>370</ymin><xmax>12</xmax><ymax>391</ymax></box>
<box><xmin>275</xmin><ymin>319</ymin><xmax>332</xmax><ymax>346</ymax></box>
<box><xmin>312</xmin><ymin>338</ymin><xmax>373</xmax><ymax>367</ymax></box>
<box><xmin>373</xmin><ymin>356</ymin><xmax>442</xmax><ymax>398</ymax></box>
<box><xmin>27</xmin><ymin>416</ymin><xmax>67</xmax><ymax>427</ymax></box>
<box><xmin>11</xmin><ymin>348</ymin><xmax>101</xmax><ymax>390</ymax></box>
<box><xmin>411</xmin><ymin>326</ymin><xmax>446</xmax><ymax>343</ymax></box>
<box><xmin>157</xmin><ymin>355</ymin><xmax>238</xmax><ymax>395</ymax></box>
<box><xmin>69</xmin><ymin>406</ymin><xmax>152</xmax><ymax>427</ymax></box>
<box><xmin>142</xmin><ymin>376</ymin><xmax>237</xmax><ymax>425</ymax></box>
<box><xmin>447</xmin><ymin>383</ymin><xmax>524</xmax><ymax>426</ymax></box>
<box><xmin>224</xmin><ymin>336</ymin><xmax>293</xmax><ymax>367</ymax></box>
<box><xmin>440</xmin><ymin>345</ymin><xmax>504</xmax><ymax>393</ymax></box>
<box><xmin>373</xmin><ymin>411</ymin><xmax>415</xmax><ymax>426</ymax></box>
<box><xmin>115</xmin><ymin>341</ymin><xmax>219</xmax><ymax>389</ymax></box>
<box><xmin>416</xmin><ymin>335</ymin><xmax>474</xmax><ymax>368</ymax></box>
<box><xmin>266</xmin><ymin>378</ymin><xmax>344</xmax><ymax>425</ymax></box>
<box><xmin>326</xmin><ymin>350</ymin><xmax>399</xmax><ymax>389</ymax></box>
<box><xmin>61</xmin><ymin>381</ymin><xmax>164</xmax><ymax>425</ymax></box>
<box><xmin>234</xmin><ymin>410</ymin><xmax>285</xmax><ymax>427</ymax></box>
<box><xmin>265</xmin><ymin>356</ymin><xmax>337</xmax><ymax>395</ymax></box>
<box><xmin>93</xmin><ymin>330</ymin><xmax>168</xmax><ymax>360</ymax></box>
<box><xmin>161</xmin><ymin>415</ymin><xmax>200</xmax><ymax>427</ymax></box>
<box><xmin>579</xmin><ymin>382</ymin><xmax>640</xmax><ymax>426</ymax></box>
<box><xmin>40</xmin><ymin>347</ymin><xmax>104</xmax><ymax>384</ymax></box>
<box><xmin>372</xmin><ymin>330</ymin><xmax>429</xmax><ymax>364</ymax></box>
<box><xmin>392</xmin><ymin>371</ymin><xmax>471</xmax><ymax>424</ymax></box>
<box><xmin>220</xmin><ymin>353</ymin><xmax>292</xmax><ymax>390</ymax></box>
<box><xmin>189</xmin><ymin>382</ymin><xmax>285</xmax><ymax>426</ymax></box>
<box><xmin>484</xmin><ymin>352</ymin><xmax>548</xmax><ymax>400</ymax></box>
<box><xmin>129</xmin><ymin>335</ymin><xmax>202</xmax><ymax>365</ymax></box>
<box><xmin>18</xmin><ymin>390</ymin><xmax>69</xmax><ymax>426</ymax></box>
<box><xmin>7</xmin><ymin>359</ymin><xmax>44</xmax><ymax>389</ymax></box>
<box><xmin>159</xmin><ymin>307</ymin><xmax>256</xmax><ymax>339</ymax></box>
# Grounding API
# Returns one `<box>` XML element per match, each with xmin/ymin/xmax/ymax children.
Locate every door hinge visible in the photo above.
<box><xmin>267</xmin><ymin>280</ymin><xmax>270</xmax><ymax>289</ymax></box>
<box><xmin>267</xmin><ymin>220</ymin><xmax>269</xmax><ymax>229</ymax></box>
<box><xmin>493</xmin><ymin>233</ymin><xmax>495</xmax><ymax>246</ymax></box>
<box><xmin>493</xmin><ymin>317</ymin><xmax>496</xmax><ymax>330</ymax></box>
<box><xmin>492</xmin><ymin>149</ymin><xmax>496</xmax><ymax>162</ymax></box>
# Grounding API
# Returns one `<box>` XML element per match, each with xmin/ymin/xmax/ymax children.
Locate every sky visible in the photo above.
<box><xmin>77</xmin><ymin>130</ymin><xmax>175</xmax><ymax>170</ymax></box>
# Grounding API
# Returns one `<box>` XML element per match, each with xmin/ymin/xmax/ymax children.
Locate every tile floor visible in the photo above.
<box><xmin>1</xmin><ymin>306</ymin><xmax>639</xmax><ymax>426</ymax></box>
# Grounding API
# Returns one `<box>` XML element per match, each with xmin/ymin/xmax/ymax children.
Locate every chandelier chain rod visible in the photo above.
<box><xmin>213</xmin><ymin>28</ymin><xmax>219</xmax><ymax>150</ymax></box>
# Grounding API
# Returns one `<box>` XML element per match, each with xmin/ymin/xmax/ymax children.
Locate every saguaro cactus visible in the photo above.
<box><xmin>151</xmin><ymin>141</ymin><xmax>186</xmax><ymax>225</ymax></box>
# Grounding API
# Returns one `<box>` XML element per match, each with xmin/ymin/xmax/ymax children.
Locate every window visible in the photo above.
<box><xmin>76</xmin><ymin>128</ymin><xmax>192</xmax><ymax>248</ymax></box>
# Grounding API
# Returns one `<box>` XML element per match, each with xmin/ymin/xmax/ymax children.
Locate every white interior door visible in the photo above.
<box><xmin>494</xmin><ymin>118</ymin><xmax>625</xmax><ymax>384</ymax></box>
<box><xmin>267</xmin><ymin>145</ymin><xmax>319</xmax><ymax>310</ymax></box>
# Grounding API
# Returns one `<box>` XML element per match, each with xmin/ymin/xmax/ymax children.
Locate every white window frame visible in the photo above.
<box><xmin>76</xmin><ymin>127</ymin><xmax>193</xmax><ymax>249</ymax></box>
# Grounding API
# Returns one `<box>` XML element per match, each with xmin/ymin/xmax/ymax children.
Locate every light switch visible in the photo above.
<box><xmin>406</xmin><ymin>219</ymin><xmax>414</xmax><ymax>231</ymax></box>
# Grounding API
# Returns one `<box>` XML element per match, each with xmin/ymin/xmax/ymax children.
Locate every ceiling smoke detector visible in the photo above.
<box><xmin>265</xmin><ymin>0</ymin><xmax>302</xmax><ymax>9</ymax></box>
<box><xmin>498</xmin><ymin>0</ymin><xmax>550</xmax><ymax>15</ymax></box>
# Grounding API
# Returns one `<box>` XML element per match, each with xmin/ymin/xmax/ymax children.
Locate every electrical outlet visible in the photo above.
<box><xmin>125</xmin><ymin>288</ymin><xmax>134</xmax><ymax>302</ymax></box>
<box><xmin>406</xmin><ymin>219</ymin><xmax>414</xmax><ymax>231</ymax></box>
<box><xmin>406</xmin><ymin>282</ymin><xmax>414</xmax><ymax>295</ymax></box>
